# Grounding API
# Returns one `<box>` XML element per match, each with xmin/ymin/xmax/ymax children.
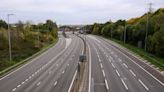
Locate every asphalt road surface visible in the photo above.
<box><xmin>0</xmin><ymin>33</ymin><xmax>84</xmax><ymax>92</ymax></box>
<box><xmin>0</xmin><ymin>32</ymin><xmax>163</xmax><ymax>92</ymax></box>
<box><xmin>87</xmin><ymin>35</ymin><xmax>164</xmax><ymax>92</ymax></box>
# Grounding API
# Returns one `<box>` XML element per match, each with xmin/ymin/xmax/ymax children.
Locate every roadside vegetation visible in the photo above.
<box><xmin>0</xmin><ymin>19</ymin><xmax>58</xmax><ymax>72</ymax></box>
<box><xmin>86</xmin><ymin>8</ymin><xmax>164</xmax><ymax>70</ymax></box>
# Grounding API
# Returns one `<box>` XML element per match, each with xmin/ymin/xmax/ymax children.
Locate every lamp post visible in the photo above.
<box><xmin>7</xmin><ymin>14</ymin><xmax>14</xmax><ymax>62</ymax></box>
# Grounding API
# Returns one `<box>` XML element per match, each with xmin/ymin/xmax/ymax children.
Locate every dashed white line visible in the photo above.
<box><xmin>54</xmin><ymin>81</ymin><xmax>58</xmax><ymax>86</ymax></box>
<box><xmin>105</xmin><ymin>79</ymin><xmax>109</xmax><ymax>90</ymax></box>
<box><xmin>32</xmin><ymin>74</ymin><xmax>34</xmax><ymax>77</ymax></box>
<box><xmin>129</xmin><ymin>70</ymin><xmax>136</xmax><ymax>77</ymax></box>
<box><xmin>12</xmin><ymin>88</ymin><xmax>16</xmax><ymax>92</ymax></box>
<box><xmin>99</xmin><ymin>59</ymin><xmax>101</xmax><ymax>63</ymax></box>
<box><xmin>100</xmin><ymin>63</ymin><xmax>103</xmax><ymax>69</ymax></box>
<box><xmin>116</xmin><ymin>70</ymin><xmax>120</xmax><ymax>77</ymax></box>
<box><xmin>62</xmin><ymin>70</ymin><xmax>65</xmax><ymax>74</ymax></box>
<box><xmin>111</xmin><ymin>63</ymin><xmax>115</xmax><ymax>68</ymax></box>
<box><xmin>138</xmin><ymin>79</ymin><xmax>149</xmax><ymax>91</ymax></box>
<box><xmin>102</xmin><ymin>70</ymin><xmax>105</xmax><ymax>77</ymax></box>
<box><xmin>17</xmin><ymin>85</ymin><xmax>21</xmax><ymax>88</ymax></box>
<box><xmin>29</xmin><ymin>76</ymin><xmax>32</xmax><ymax>79</ymax></box>
<box><xmin>21</xmin><ymin>81</ymin><xmax>25</xmax><ymax>84</ymax></box>
<box><xmin>37</xmin><ymin>82</ymin><xmax>41</xmax><ymax>86</ymax></box>
<box><xmin>121</xmin><ymin>79</ymin><xmax>128</xmax><ymax>90</ymax></box>
<box><xmin>25</xmin><ymin>79</ymin><xmax>28</xmax><ymax>82</ymax></box>
<box><xmin>123</xmin><ymin>63</ymin><xmax>128</xmax><ymax>68</ymax></box>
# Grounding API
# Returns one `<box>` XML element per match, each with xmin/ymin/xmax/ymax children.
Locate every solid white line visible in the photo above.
<box><xmin>100</xmin><ymin>63</ymin><xmax>103</xmax><ymax>69</ymax></box>
<box><xmin>105</xmin><ymin>79</ymin><xmax>109</xmax><ymax>90</ymax></box>
<box><xmin>12</xmin><ymin>88</ymin><xmax>16</xmax><ymax>92</ymax></box>
<box><xmin>88</xmin><ymin>43</ymin><xmax>92</xmax><ymax>92</ymax></box>
<box><xmin>102</xmin><ymin>70</ymin><xmax>105</xmax><ymax>77</ymax></box>
<box><xmin>68</xmin><ymin>70</ymin><xmax>77</xmax><ymax>92</ymax></box>
<box><xmin>116</xmin><ymin>70</ymin><xmax>120</xmax><ymax>77</ymax></box>
<box><xmin>121</xmin><ymin>79</ymin><xmax>128</xmax><ymax>90</ymax></box>
<box><xmin>123</xmin><ymin>63</ymin><xmax>128</xmax><ymax>68</ymax></box>
<box><xmin>105</xmin><ymin>40</ymin><xmax>164</xmax><ymax>86</ymax></box>
<box><xmin>129</xmin><ymin>70</ymin><xmax>136</xmax><ymax>77</ymax></box>
<box><xmin>138</xmin><ymin>79</ymin><xmax>149</xmax><ymax>91</ymax></box>
<box><xmin>54</xmin><ymin>81</ymin><xmax>58</xmax><ymax>86</ymax></box>
<box><xmin>111</xmin><ymin>63</ymin><xmax>115</xmax><ymax>69</ymax></box>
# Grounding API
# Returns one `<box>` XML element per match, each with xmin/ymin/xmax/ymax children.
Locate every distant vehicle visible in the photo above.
<box><xmin>79</xmin><ymin>30</ymin><xmax>84</xmax><ymax>34</ymax></box>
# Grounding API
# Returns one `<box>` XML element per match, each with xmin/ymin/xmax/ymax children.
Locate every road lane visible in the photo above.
<box><xmin>87</xmin><ymin>35</ymin><xmax>164</xmax><ymax>92</ymax></box>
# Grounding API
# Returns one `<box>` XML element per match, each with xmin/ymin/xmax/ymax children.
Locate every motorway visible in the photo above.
<box><xmin>0</xmin><ymin>32</ymin><xmax>164</xmax><ymax>92</ymax></box>
<box><xmin>0</xmin><ymin>32</ymin><xmax>84</xmax><ymax>92</ymax></box>
<box><xmin>87</xmin><ymin>35</ymin><xmax>164</xmax><ymax>92</ymax></box>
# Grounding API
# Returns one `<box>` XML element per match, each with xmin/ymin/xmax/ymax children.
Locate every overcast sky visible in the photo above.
<box><xmin>0</xmin><ymin>0</ymin><xmax>163</xmax><ymax>25</ymax></box>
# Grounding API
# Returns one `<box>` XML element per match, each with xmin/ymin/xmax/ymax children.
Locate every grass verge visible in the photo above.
<box><xmin>107</xmin><ymin>38</ymin><xmax>164</xmax><ymax>71</ymax></box>
<box><xmin>0</xmin><ymin>39</ymin><xmax>58</xmax><ymax>76</ymax></box>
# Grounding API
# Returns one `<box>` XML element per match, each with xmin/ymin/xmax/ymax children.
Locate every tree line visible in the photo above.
<box><xmin>0</xmin><ymin>19</ymin><xmax>58</xmax><ymax>70</ymax></box>
<box><xmin>86</xmin><ymin>8</ymin><xmax>164</xmax><ymax>57</ymax></box>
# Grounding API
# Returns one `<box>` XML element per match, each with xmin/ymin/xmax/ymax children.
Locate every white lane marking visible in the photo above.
<box><xmin>138</xmin><ymin>79</ymin><xmax>149</xmax><ymax>91</ymax></box>
<box><xmin>116</xmin><ymin>70</ymin><xmax>120</xmax><ymax>77</ymax></box>
<box><xmin>68</xmin><ymin>70</ymin><xmax>77</xmax><ymax>92</ymax></box>
<box><xmin>129</xmin><ymin>70</ymin><xmax>136</xmax><ymax>77</ymax></box>
<box><xmin>123</xmin><ymin>63</ymin><xmax>128</xmax><ymax>68</ymax></box>
<box><xmin>37</xmin><ymin>82</ymin><xmax>41</xmax><ymax>86</ymax></box>
<box><xmin>35</xmin><ymin>72</ymin><xmax>37</xmax><ymax>75</ymax></box>
<box><xmin>0</xmin><ymin>38</ymin><xmax>61</xmax><ymax>81</ymax></box>
<box><xmin>29</xmin><ymin>76</ymin><xmax>32</xmax><ymax>79</ymax></box>
<box><xmin>17</xmin><ymin>85</ymin><xmax>21</xmax><ymax>88</ymax></box>
<box><xmin>12</xmin><ymin>88</ymin><xmax>16</xmax><ymax>92</ymax></box>
<box><xmin>106</xmin><ymin>41</ymin><xmax>164</xmax><ymax>86</ymax></box>
<box><xmin>121</xmin><ymin>79</ymin><xmax>128</xmax><ymax>90</ymax></box>
<box><xmin>25</xmin><ymin>79</ymin><xmax>28</xmax><ymax>82</ymax></box>
<box><xmin>118</xmin><ymin>58</ymin><xmax>122</xmax><ymax>62</ymax></box>
<box><xmin>54</xmin><ymin>81</ymin><xmax>58</xmax><ymax>86</ymax></box>
<box><xmin>98</xmin><ymin>55</ymin><xmax>100</xmax><ymax>58</ymax></box>
<box><xmin>105</xmin><ymin>79</ymin><xmax>109</xmax><ymax>90</ymax></box>
<box><xmin>32</xmin><ymin>74</ymin><xmax>34</xmax><ymax>77</ymax></box>
<box><xmin>88</xmin><ymin>43</ymin><xmax>92</xmax><ymax>92</ymax></box>
<box><xmin>21</xmin><ymin>81</ymin><xmax>25</xmax><ymax>84</ymax></box>
<box><xmin>62</xmin><ymin>70</ymin><xmax>65</xmax><ymax>74</ymax></box>
<box><xmin>100</xmin><ymin>63</ymin><xmax>103</xmax><ymax>69</ymax></box>
<box><xmin>111</xmin><ymin>63</ymin><xmax>115</xmax><ymax>69</ymax></box>
<box><xmin>99</xmin><ymin>59</ymin><xmax>101</xmax><ymax>63</ymax></box>
<box><xmin>102</xmin><ymin>70</ymin><xmax>106</xmax><ymax>77</ymax></box>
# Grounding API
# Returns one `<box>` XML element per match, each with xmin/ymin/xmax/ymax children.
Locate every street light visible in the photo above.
<box><xmin>7</xmin><ymin>14</ymin><xmax>15</xmax><ymax>62</ymax></box>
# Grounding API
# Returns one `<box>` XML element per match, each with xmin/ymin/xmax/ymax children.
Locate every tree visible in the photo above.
<box><xmin>0</xmin><ymin>20</ymin><xmax>7</xmax><ymax>29</ymax></box>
